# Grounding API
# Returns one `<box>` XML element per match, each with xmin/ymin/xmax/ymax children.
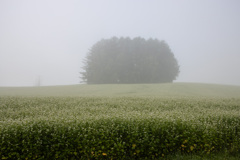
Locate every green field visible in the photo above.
<box><xmin>1</xmin><ymin>83</ymin><xmax>240</xmax><ymax>159</ymax></box>
<box><xmin>1</xmin><ymin>82</ymin><xmax>240</xmax><ymax>98</ymax></box>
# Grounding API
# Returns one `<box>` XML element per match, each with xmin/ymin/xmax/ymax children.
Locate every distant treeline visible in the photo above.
<box><xmin>81</xmin><ymin>37</ymin><xmax>180</xmax><ymax>84</ymax></box>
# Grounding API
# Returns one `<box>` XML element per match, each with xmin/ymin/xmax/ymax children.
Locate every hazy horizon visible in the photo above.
<box><xmin>1</xmin><ymin>0</ymin><xmax>240</xmax><ymax>87</ymax></box>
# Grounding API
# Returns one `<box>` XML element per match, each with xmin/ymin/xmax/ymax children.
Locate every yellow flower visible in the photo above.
<box><xmin>102</xmin><ymin>153</ymin><xmax>107</xmax><ymax>156</ymax></box>
<box><xmin>190</xmin><ymin>146</ymin><xmax>194</xmax><ymax>151</ymax></box>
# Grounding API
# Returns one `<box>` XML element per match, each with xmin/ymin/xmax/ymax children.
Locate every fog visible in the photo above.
<box><xmin>1</xmin><ymin>0</ymin><xmax>240</xmax><ymax>86</ymax></box>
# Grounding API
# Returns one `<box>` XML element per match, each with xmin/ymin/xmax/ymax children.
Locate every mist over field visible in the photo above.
<box><xmin>1</xmin><ymin>0</ymin><xmax>240</xmax><ymax>86</ymax></box>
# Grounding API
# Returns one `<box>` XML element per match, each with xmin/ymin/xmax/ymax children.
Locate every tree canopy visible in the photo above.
<box><xmin>81</xmin><ymin>37</ymin><xmax>180</xmax><ymax>84</ymax></box>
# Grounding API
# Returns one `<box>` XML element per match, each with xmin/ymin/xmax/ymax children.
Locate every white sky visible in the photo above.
<box><xmin>0</xmin><ymin>0</ymin><xmax>240</xmax><ymax>86</ymax></box>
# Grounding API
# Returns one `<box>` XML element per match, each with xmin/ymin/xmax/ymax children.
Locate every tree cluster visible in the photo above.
<box><xmin>81</xmin><ymin>37</ymin><xmax>180</xmax><ymax>84</ymax></box>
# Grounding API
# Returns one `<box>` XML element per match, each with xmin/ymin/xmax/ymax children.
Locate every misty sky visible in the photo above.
<box><xmin>0</xmin><ymin>0</ymin><xmax>240</xmax><ymax>86</ymax></box>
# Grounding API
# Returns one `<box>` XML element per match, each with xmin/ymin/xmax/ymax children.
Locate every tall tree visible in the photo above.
<box><xmin>81</xmin><ymin>37</ymin><xmax>180</xmax><ymax>84</ymax></box>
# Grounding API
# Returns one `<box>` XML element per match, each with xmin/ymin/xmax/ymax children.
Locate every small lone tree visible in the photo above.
<box><xmin>81</xmin><ymin>37</ymin><xmax>180</xmax><ymax>84</ymax></box>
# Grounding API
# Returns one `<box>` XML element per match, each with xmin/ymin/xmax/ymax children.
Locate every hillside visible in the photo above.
<box><xmin>1</xmin><ymin>83</ymin><xmax>240</xmax><ymax>98</ymax></box>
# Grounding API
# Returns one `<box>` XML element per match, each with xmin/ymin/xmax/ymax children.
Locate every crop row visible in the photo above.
<box><xmin>0</xmin><ymin>96</ymin><xmax>240</xmax><ymax>159</ymax></box>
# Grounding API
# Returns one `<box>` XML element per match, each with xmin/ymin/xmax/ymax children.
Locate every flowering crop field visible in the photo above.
<box><xmin>0</xmin><ymin>83</ymin><xmax>240</xmax><ymax>159</ymax></box>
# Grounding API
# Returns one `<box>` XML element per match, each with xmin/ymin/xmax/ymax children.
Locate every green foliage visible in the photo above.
<box><xmin>81</xmin><ymin>37</ymin><xmax>180</xmax><ymax>84</ymax></box>
<box><xmin>1</xmin><ymin>96</ymin><xmax>240</xmax><ymax>159</ymax></box>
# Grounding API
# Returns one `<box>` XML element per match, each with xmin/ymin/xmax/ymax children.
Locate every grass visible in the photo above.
<box><xmin>0</xmin><ymin>83</ymin><xmax>240</xmax><ymax>159</ymax></box>
<box><xmin>1</xmin><ymin>82</ymin><xmax>240</xmax><ymax>98</ymax></box>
